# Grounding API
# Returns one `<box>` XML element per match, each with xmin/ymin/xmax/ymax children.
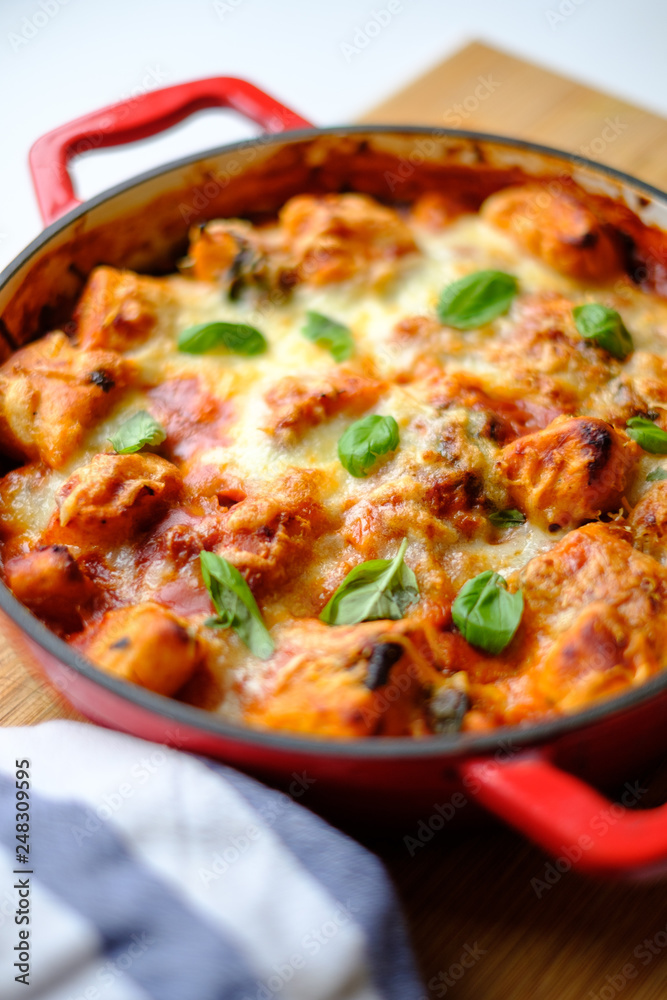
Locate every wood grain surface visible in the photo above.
<box><xmin>3</xmin><ymin>40</ymin><xmax>667</xmax><ymax>1000</ymax></box>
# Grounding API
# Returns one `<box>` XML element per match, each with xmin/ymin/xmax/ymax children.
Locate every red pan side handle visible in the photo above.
<box><xmin>29</xmin><ymin>77</ymin><xmax>313</xmax><ymax>225</ymax></box>
<box><xmin>461</xmin><ymin>753</ymin><xmax>667</xmax><ymax>878</ymax></box>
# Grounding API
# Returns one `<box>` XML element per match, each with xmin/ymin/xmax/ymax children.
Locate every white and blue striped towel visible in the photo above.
<box><xmin>0</xmin><ymin>721</ymin><xmax>425</xmax><ymax>999</ymax></box>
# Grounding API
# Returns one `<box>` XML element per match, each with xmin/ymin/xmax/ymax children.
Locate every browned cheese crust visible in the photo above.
<box><xmin>2</xmin><ymin>185</ymin><xmax>667</xmax><ymax>737</ymax></box>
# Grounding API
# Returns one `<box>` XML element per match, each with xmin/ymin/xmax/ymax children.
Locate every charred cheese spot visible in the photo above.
<box><xmin>497</xmin><ymin>416</ymin><xmax>639</xmax><ymax>530</ymax></box>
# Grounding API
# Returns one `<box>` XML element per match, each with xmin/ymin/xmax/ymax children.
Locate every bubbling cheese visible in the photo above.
<box><xmin>4</xmin><ymin>193</ymin><xmax>667</xmax><ymax>737</ymax></box>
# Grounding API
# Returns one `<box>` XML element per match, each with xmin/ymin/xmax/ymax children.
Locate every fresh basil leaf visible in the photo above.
<box><xmin>572</xmin><ymin>304</ymin><xmax>633</xmax><ymax>360</ymax></box>
<box><xmin>302</xmin><ymin>311</ymin><xmax>354</xmax><ymax>362</ymax></box>
<box><xmin>437</xmin><ymin>270</ymin><xmax>518</xmax><ymax>330</ymax></box>
<box><xmin>319</xmin><ymin>538</ymin><xmax>419</xmax><ymax>626</ymax></box>
<box><xmin>178</xmin><ymin>321</ymin><xmax>267</xmax><ymax>355</ymax></box>
<box><xmin>200</xmin><ymin>551</ymin><xmax>274</xmax><ymax>659</ymax></box>
<box><xmin>488</xmin><ymin>509</ymin><xmax>526</xmax><ymax>527</ymax></box>
<box><xmin>108</xmin><ymin>411</ymin><xmax>166</xmax><ymax>454</ymax></box>
<box><xmin>647</xmin><ymin>467</ymin><xmax>667</xmax><ymax>482</ymax></box>
<box><xmin>338</xmin><ymin>414</ymin><xmax>399</xmax><ymax>478</ymax></box>
<box><xmin>627</xmin><ymin>416</ymin><xmax>667</xmax><ymax>454</ymax></box>
<box><xmin>452</xmin><ymin>570</ymin><xmax>523</xmax><ymax>655</ymax></box>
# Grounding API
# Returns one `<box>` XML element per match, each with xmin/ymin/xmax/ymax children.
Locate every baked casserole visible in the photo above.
<box><xmin>4</xmin><ymin>176</ymin><xmax>667</xmax><ymax>738</ymax></box>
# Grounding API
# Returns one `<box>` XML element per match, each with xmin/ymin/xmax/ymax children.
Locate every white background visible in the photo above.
<box><xmin>1</xmin><ymin>0</ymin><xmax>666</xmax><ymax>272</ymax></box>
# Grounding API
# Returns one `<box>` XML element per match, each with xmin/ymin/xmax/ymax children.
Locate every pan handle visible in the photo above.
<box><xmin>461</xmin><ymin>752</ymin><xmax>667</xmax><ymax>878</ymax></box>
<box><xmin>29</xmin><ymin>77</ymin><xmax>313</xmax><ymax>225</ymax></box>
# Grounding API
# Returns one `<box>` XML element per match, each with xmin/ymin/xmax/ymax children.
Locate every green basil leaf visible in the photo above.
<box><xmin>488</xmin><ymin>509</ymin><xmax>526</xmax><ymax>527</ymax></box>
<box><xmin>108</xmin><ymin>411</ymin><xmax>166</xmax><ymax>454</ymax></box>
<box><xmin>647</xmin><ymin>467</ymin><xmax>667</xmax><ymax>482</ymax></box>
<box><xmin>572</xmin><ymin>304</ymin><xmax>633</xmax><ymax>360</ymax></box>
<box><xmin>178</xmin><ymin>322</ymin><xmax>267</xmax><ymax>356</ymax></box>
<box><xmin>200</xmin><ymin>551</ymin><xmax>274</xmax><ymax>659</ymax></box>
<box><xmin>319</xmin><ymin>538</ymin><xmax>419</xmax><ymax>626</ymax></box>
<box><xmin>302</xmin><ymin>311</ymin><xmax>354</xmax><ymax>362</ymax></box>
<box><xmin>437</xmin><ymin>270</ymin><xmax>518</xmax><ymax>330</ymax></box>
<box><xmin>338</xmin><ymin>415</ymin><xmax>399</xmax><ymax>478</ymax></box>
<box><xmin>627</xmin><ymin>416</ymin><xmax>667</xmax><ymax>454</ymax></box>
<box><xmin>452</xmin><ymin>570</ymin><xmax>523</xmax><ymax>655</ymax></box>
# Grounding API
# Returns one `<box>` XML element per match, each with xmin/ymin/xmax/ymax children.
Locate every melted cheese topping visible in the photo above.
<box><xmin>4</xmin><ymin>194</ymin><xmax>667</xmax><ymax>737</ymax></box>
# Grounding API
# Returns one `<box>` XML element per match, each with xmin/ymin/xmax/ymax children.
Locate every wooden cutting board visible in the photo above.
<box><xmin>3</xmin><ymin>40</ymin><xmax>667</xmax><ymax>1000</ymax></box>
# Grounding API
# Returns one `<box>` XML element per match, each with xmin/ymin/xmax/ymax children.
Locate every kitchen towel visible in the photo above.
<box><xmin>0</xmin><ymin>720</ymin><xmax>424</xmax><ymax>1000</ymax></box>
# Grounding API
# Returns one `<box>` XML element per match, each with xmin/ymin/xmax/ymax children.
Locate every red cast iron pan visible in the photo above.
<box><xmin>2</xmin><ymin>75</ymin><xmax>667</xmax><ymax>877</ymax></box>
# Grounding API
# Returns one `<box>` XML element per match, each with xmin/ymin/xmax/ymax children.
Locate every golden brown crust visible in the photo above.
<box><xmin>215</xmin><ymin>470</ymin><xmax>332</xmax><ymax>593</ymax></box>
<box><xmin>53</xmin><ymin>453</ymin><xmax>181</xmax><ymax>543</ymax></box>
<box><xmin>184</xmin><ymin>218</ymin><xmax>274</xmax><ymax>289</ymax></box>
<box><xmin>264</xmin><ymin>369</ymin><xmax>385</xmax><ymax>443</ymax></box>
<box><xmin>482</xmin><ymin>183</ymin><xmax>624</xmax><ymax>281</ymax></box>
<box><xmin>5</xmin><ymin>545</ymin><xmax>95</xmax><ymax>632</ymax></box>
<box><xmin>0</xmin><ymin>332</ymin><xmax>131</xmax><ymax>468</ymax></box>
<box><xmin>74</xmin><ymin>266</ymin><xmax>176</xmax><ymax>352</ymax></box>
<box><xmin>78</xmin><ymin>602</ymin><xmax>201</xmax><ymax>696</ymax></box>
<box><xmin>2</xmin><ymin>179</ymin><xmax>667</xmax><ymax>735</ymax></box>
<box><xmin>278</xmin><ymin>193</ymin><xmax>418</xmax><ymax>287</ymax></box>
<box><xmin>497</xmin><ymin>416</ymin><xmax>639</xmax><ymax>529</ymax></box>
<box><xmin>520</xmin><ymin>524</ymin><xmax>667</xmax><ymax>706</ymax></box>
<box><xmin>629</xmin><ymin>481</ymin><xmax>667</xmax><ymax>562</ymax></box>
<box><xmin>241</xmin><ymin>620</ymin><xmax>430</xmax><ymax>737</ymax></box>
